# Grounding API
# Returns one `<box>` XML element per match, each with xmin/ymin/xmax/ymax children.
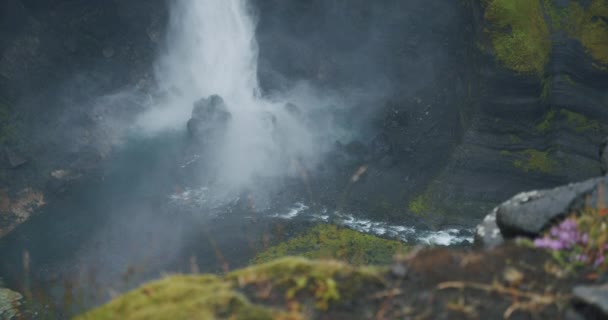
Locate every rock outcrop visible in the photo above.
<box><xmin>0</xmin><ymin>188</ymin><xmax>45</xmax><ymax>238</ymax></box>
<box><xmin>187</xmin><ymin>95</ymin><xmax>232</xmax><ymax>144</ymax></box>
<box><xmin>0</xmin><ymin>287</ymin><xmax>22</xmax><ymax>320</ymax></box>
<box><xmin>476</xmin><ymin>137</ymin><xmax>608</xmax><ymax>248</ymax></box>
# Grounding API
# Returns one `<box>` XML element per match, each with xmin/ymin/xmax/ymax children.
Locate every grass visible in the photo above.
<box><xmin>253</xmin><ymin>224</ymin><xmax>407</xmax><ymax>266</ymax></box>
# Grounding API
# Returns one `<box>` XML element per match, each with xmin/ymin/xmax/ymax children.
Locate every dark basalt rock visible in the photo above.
<box><xmin>573</xmin><ymin>284</ymin><xmax>608</xmax><ymax>319</ymax></box>
<box><xmin>187</xmin><ymin>95</ymin><xmax>232</xmax><ymax>144</ymax></box>
<box><xmin>475</xmin><ymin>175</ymin><xmax>608</xmax><ymax>247</ymax></box>
<box><xmin>496</xmin><ymin>177</ymin><xmax>605</xmax><ymax>237</ymax></box>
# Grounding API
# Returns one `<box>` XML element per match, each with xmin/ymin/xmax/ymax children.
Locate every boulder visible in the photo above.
<box><xmin>187</xmin><ymin>95</ymin><xmax>231</xmax><ymax>143</ymax></box>
<box><xmin>475</xmin><ymin>176</ymin><xmax>608</xmax><ymax>247</ymax></box>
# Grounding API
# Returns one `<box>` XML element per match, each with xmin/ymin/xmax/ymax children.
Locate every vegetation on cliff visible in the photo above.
<box><xmin>483</xmin><ymin>0</ymin><xmax>551</xmax><ymax>76</ymax></box>
<box><xmin>77</xmin><ymin>243</ymin><xmax>598</xmax><ymax>319</ymax></box>
<box><xmin>76</xmin><ymin>258</ymin><xmax>383</xmax><ymax>320</ymax></box>
<box><xmin>483</xmin><ymin>0</ymin><xmax>608</xmax><ymax>75</ymax></box>
<box><xmin>253</xmin><ymin>224</ymin><xmax>406</xmax><ymax>266</ymax></box>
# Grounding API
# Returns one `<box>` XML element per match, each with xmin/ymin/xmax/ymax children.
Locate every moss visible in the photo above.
<box><xmin>78</xmin><ymin>258</ymin><xmax>384</xmax><ymax>319</ymax></box>
<box><xmin>253</xmin><ymin>224</ymin><xmax>406</xmax><ymax>266</ymax></box>
<box><xmin>483</xmin><ymin>0</ymin><xmax>608</xmax><ymax>73</ymax></box>
<box><xmin>560</xmin><ymin>109</ymin><xmax>600</xmax><ymax>133</ymax></box>
<box><xmin>483</xmin><ymin>0</ymin><xmax>551</xmax><ymax>76</ymax></box>
<box><xmin>544</xmin><ymin>0</ymin><xmax>569</xmax><ymax>30</ymax></box>
<box><xmin>229</xmin><ymin>257</ymin><xmax>382</xmax><ymax>312</ymax></box>
<box><xmin>564</xmin><ymin>0</ymin><xmax>608</xmax><ymax>66</ymax></box>
<box><xmin>408</xmin><ymin>193</ymin><xmax>431</xmax><ymax>216</ymax></box>
<box><xmin>75</xmin><ymin>275</ymin><xmax>281</xmax><ymax>320</ymax></box>
<box><xmin>499</xmin><ymin>150</ymin><xmax>512</xmax><ymax>156</ymax></box>
<box><xmin>512</xmin><ymin>149</ymin><xmax>555</xmax><ymax>174</ymax></box>
<box><xmin>536</xmin><ymin>109</ymin><xmax>556</xmax><ymax>132</ymax></box>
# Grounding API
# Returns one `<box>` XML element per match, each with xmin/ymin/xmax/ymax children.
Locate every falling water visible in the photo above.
<box><xmin>138</xmin><ymin>0</ymin><xmax>315</xmax><ymax>189</ymax></box>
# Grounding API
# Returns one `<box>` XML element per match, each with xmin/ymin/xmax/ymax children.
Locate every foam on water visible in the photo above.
<box><xmin>270</xmin><ymin>202</ymin><xmax>309</xmax><ymax>219</ymax></box>
<box><xmin>169</xmin><ymin>187</ymin><xmax>473</xmax><ymax>246</ymax></box>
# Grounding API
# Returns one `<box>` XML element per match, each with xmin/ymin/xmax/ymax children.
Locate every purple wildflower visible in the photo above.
<box><xmin>594</xmin><ymin>254</ymin><xmax>605</xmax><ymax>268</ymax></box>
<box><xmin>559</xmin><ymin>219</ymin><xmax>577</xmax><ymax>231</ymax></box>
<box><xmin>534</xmin><ymin>218</ymin><xmax>584</xmax><ymax>250</ymax></box>
<box><xmin>534</xmin><ymin>237</ymin><xmax>564</xmax><ymax>250</ymax></box>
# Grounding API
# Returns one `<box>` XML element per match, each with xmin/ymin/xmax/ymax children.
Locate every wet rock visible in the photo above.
<box><xmin>474</xmin><ymin>208</ymin><xmax>504</xmax><ymax>248</ymax></box>
<box><xmin>0</xmin><ymin>287</ymin><xmax>22</xmax><ymax>320</ymax></box>
<box><xmin>187</xmin><ymin>95</ymin><xmax>232</xmax><ymax>143</ymax></box>
<box><xmin>3</xmin><ymin>147</ymin><xmax>26</xmax><ymax>169</ymax></box>
<box><xmin>573</xmin><ymin>283</ymin><xmax>608</xmax><ymax>318</ymax></box>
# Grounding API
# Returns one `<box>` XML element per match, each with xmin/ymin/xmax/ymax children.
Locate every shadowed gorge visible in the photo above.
<box><xmin>0</xmin><ymin>0</ymin><xmax>607</xmax><ymax>319</ymax></box>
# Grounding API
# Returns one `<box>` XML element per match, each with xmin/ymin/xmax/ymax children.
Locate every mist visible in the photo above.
<box><xmin>0</xmin><ymin>0</ymin><xmax>475</xmax><ymax>317</ymax></box>
<box><xmin>136</xmin><ymin>0</ymin><xmax>350</xmax><ymax>194</ymax></box>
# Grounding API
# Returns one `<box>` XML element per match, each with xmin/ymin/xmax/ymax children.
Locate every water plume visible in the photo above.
<box><xmin>137</xmin><ymin>0</ymin><xmax>322</xmax><ymax>190</ymax></box>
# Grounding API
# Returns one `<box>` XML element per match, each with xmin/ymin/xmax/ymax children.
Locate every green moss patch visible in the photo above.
<box><xmin>230</xmin><ymin>257</ymin><xmax>382</xmax><ymax>311</ymax></box>
<box><xmin>408</xmin><ymin>193</ymin><xmax>431</xmax><ymax>216</ymax></box>
<box><xmin>77</xmin><ymin>258</ymin><xmax>384</xmax><ymax>319</ymax></box>
<box><xmin>536</xmin><ymin>109</ymin><xmax>556</xmax><ymax>132</ymax></box>
<box><xmin>565</xmin><ymin>0</ymin><xmax>608</xmax><ymax>66</ymax></box>
<box><xmin>483</xmin><ymin>0</ymin><xmax>608</xmax><ymax>73</ymax></box>
<box><xmin>75</xmin><ymin>275</ymin><xmax>281</xmax><ymax>320</ymax></box>
<box><xmin>560</xmin><ymin>109</ymin><xmax>600</xmax><ymax>133</ymax></box>
<box><xmin>483</xmin><ymin>0</ymin><xmax>551</xmax><ymax>76</ymax></box>
<box><xmin>253</xmin><ymin>224</ymin><xmax>406</xmax><ymax>266</ymax></box>
<box><xmin>535</xmin><ymin>108</ymin><xmax>601</xmax><ymax>133</ymax></box>
<box><xmin>513</xmin><ymin>149</ymin><xmax>555</xmax><ymax>174</ymax></box>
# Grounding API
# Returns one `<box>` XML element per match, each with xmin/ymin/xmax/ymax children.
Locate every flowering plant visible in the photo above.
<box><xmin>534</xmin><ymin>208</ymin><xmax>608</xmax><ymax>271</ymax></box>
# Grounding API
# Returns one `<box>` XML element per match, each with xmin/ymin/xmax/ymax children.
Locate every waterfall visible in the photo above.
<box><xmin>138</xmin><ymin>0</ymin><xmax>315</xmax><ymax>189</ymax></box>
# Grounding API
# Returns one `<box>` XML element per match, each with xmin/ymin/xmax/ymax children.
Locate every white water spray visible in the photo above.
<box><xmin>138</xmin><ymin>0</ymin><xmax>317</xmax><ymax>188</ymax></box>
